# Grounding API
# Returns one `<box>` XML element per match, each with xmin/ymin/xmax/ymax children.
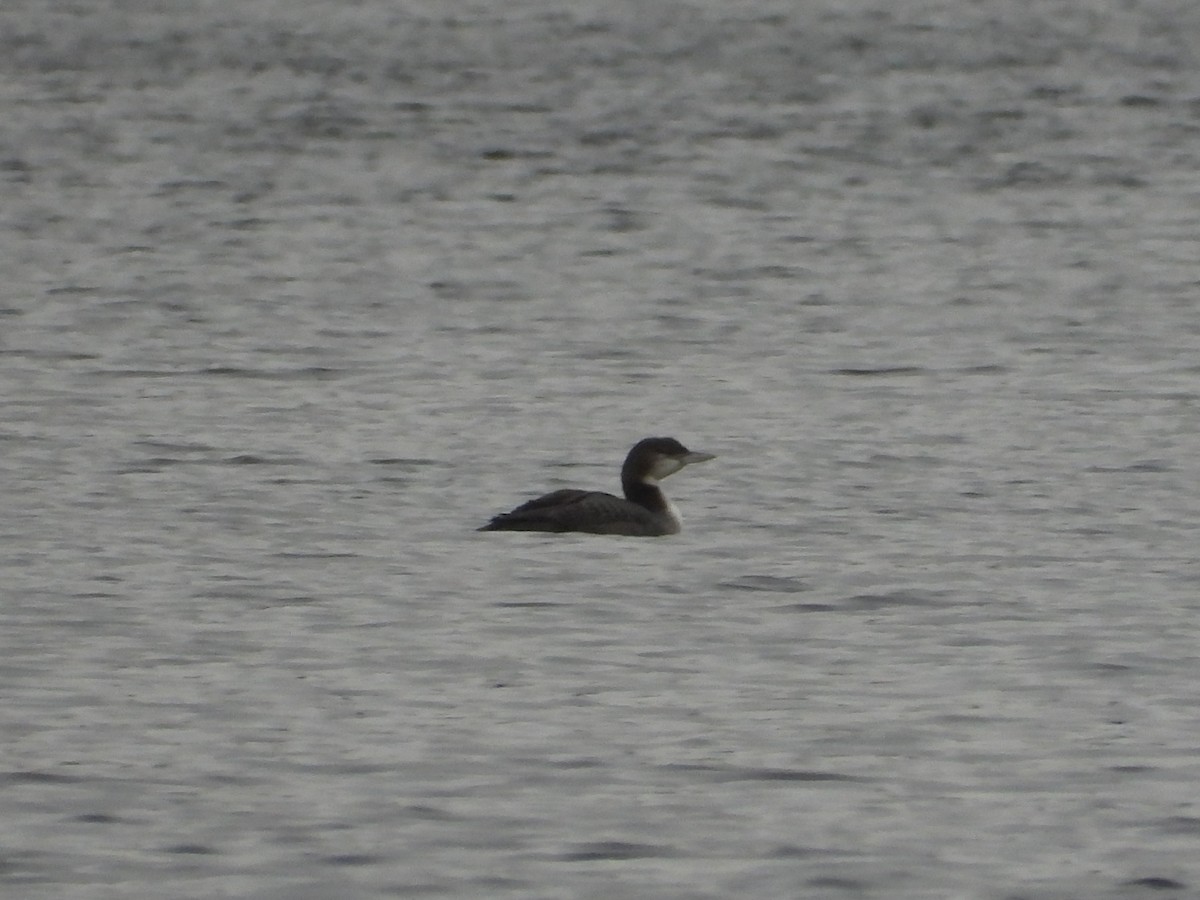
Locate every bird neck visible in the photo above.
<box><xmin>622</xmin><ymin>477</ymin><xmax>669</xmax><ymax>514</ymax></box>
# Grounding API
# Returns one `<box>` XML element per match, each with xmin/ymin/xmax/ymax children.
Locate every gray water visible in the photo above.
<box><xmin>3</xmin><ymin>1</ymin><xmax>1200</xmax><ymax>897</ymax></box>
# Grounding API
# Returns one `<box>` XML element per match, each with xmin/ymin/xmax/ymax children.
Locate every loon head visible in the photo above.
<box><xmin>622</xmin><ymin>437</ymin><xmax>716</xmax><ymax>485</ymax></box>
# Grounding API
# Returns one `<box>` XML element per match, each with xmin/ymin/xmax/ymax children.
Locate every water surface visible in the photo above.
<box><xmin>3</xmin><ymin>1</ymin><xmax>1200</xmax><ymax>897</ymax></box>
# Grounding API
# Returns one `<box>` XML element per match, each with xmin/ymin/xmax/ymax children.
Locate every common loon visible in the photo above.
<box><xmin>479</xmin><ymin>437</ymin><xmax>715</xmax><ymax>536</ymax></box>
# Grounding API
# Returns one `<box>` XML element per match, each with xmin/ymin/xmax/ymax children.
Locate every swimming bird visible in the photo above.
<box><xmin>479</xmin><ymin>437</ymin><xmax>715</xmax><ymax>536</ymax></box>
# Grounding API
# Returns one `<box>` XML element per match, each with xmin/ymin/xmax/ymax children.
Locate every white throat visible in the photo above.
<box><xmin>662</xmin><ymin>495</ymin><xmax>683</xmax><ymax>532</ymax></box>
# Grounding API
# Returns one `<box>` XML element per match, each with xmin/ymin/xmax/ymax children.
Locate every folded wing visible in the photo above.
<box><xmin>479</xmin><ymin>490</ymin><xmax>663</xmax><ymax>535</ymax></box>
